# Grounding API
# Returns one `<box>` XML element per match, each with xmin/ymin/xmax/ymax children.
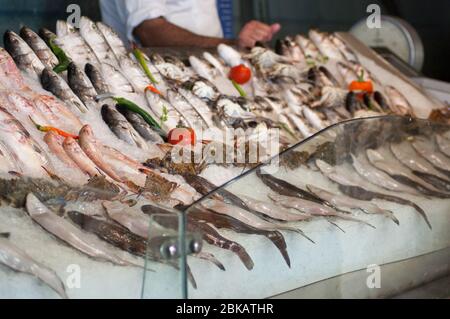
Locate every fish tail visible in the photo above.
<box><xmin>228</xmin><ymin>243</ymin><xmax>254</xmax><ymax>270</ymax></box>
<box><xmin>194</xmin><ymin>252</ymin><xmax>225</xmax><ymax>271</ymax></box>
<box><xmin>377</xmin><ymin>194</ymin><xmax>432</xmax><ymax>229</ymax></box>
<box><xmin>326</xmin><ymin>217</ymin><xmax>346</xmax><ymax>233</ymax></box>
<box><xmin>265</xmin><ymin>231</ymin><xmax>291</xmax><ymax>268</ymax></box>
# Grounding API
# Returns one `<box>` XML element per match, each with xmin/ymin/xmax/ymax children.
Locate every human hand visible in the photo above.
<box><xmin>238</xmin><ymin>20</ymin><xmax>281</xmax><ymax>48</ymax></box>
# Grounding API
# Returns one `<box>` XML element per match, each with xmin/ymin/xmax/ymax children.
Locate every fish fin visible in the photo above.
<box><xmin>41</xmin><ymin>166</ymin><xmax>62</xmax><ymax>182</ymax></box>
<box><xmin>8</xmin><ymin>171</ymin><xmax>22</xmax><ymax>178</ymax></box>
<box><xmin>326</xmin><ymin>218</ymin><xmax>345</xmax><ymax>233</ymax></box>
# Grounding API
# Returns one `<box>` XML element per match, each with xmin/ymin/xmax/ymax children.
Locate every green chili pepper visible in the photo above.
<box><xmin>231</xmin><ymin>80</ymin><xmax>247</xmax><ymax>97</ymax></box>
<box><xmin>112</xmin><ymin>97</ymin><xmax>166</xmax><ymax>138</ymax></box>
<box><xmin>48</xmin><ymin>38</ymin><xmax>71</xmax><ymax>73</ymax></box>
<box><xmin>160</xmin><ymin>105</ymin><xmax>169</xmax><ymax>126</ymax></box>
<box><xmin>133</xmin><ymin>47</ymin><xmax>158</xmax><ymax>84</ymax></box>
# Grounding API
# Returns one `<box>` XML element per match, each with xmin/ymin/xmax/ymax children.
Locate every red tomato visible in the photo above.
<box><xmin>168</xmin><ymin>127</ymin><xmax>196</xmax><ymax>146</ymax></box>
<box><xmin>229</xmin><ymin>64</ymin><xmax>252</xmax><ymax>84</ymax></box>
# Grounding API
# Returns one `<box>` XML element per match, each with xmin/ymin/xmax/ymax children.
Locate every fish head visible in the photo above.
<box><xmin>3</xmin><ymin>30</ymin><xmax>24</xmax><ymax>53</ymax></box>
<box><xmin>217</xmin><ymin>43</ymin><xmax>242</xmax><ymax>67</ymax></box>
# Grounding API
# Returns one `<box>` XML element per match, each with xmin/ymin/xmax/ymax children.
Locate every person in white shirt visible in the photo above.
<box><xmin>100</xmin><ymin>0</ymin><xmax>281</xmax><ymax>48</ymax></box>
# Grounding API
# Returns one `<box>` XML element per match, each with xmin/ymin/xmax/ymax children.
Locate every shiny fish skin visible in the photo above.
<box><xmin>101</xmin><ymin>104</ymin><xmax>149</xmax><ymax>149</ymax></box>
<box><xmin>40</xmin><ymin>67</ymin><xmax>88</xmax><ymax>113</ymax></box>
<box><xmin>116</xmin><ymin>105</ymin><xmax>164</xmax><ymax>143</ymax></box>
<box><xmin>44</xmin><ymin>131</ymin><xmax>79</xmax><ymax>169</ymax></box>
<box><xmin>436</xmin><ymin>134</ymin><xmax>450</xmax><ymax>157</ymax></box>
<box><xmin>63</xmin><ymin>136</ymin><xmax>100</xmax><ymax>177</ymax></box>
<box><xmin>85</xmin><ymin>63</ymin><xmax>110</xmax><ymax>95</ymax></box>
<box><xmin>4</xmin><ymin>30</ymin><xmax>46</xmax><ymax>79</ymax></box>
<box><xmin>25</xmin><ymin>193</ymin><xmax>131</xmax><ymax>266</ymax></box>
<box><xmin>0</xmin><ymin>237</ymin><xmax>67</xmax><ymax>298</ymax></box>
<box><xmin>411</xmin><ymin>136</ymin><xmax>450</xmax><ymax>173</ymax></box>
<box><xmin>20</xmin><ymin>26</ymin><xmax>58</xmax><ymax>69</ymax></box>
<box><xmin>67</xmin><ymin>62</ymin><xmax>98</xmax><ymax>107</ymax></box>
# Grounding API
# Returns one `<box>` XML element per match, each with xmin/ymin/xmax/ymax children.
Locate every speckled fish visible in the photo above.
<box><xmin>4</xmin><ymin>30</ymin><xmax>45</xmax><ymax>79</ymax></box>
<box><xmin>20</xmin><ymin>26</ymin><xmax>58</xmax><ymax>69</ymax></box>
<box><xmin>67</xmin><ymin>62</ymin><xmax>98</xmax><ymax>107</ymax></box>
<box><xmin>116</xmin><ymin>105</ymin><xmax>164</xmax><ymax>143</ymax></box>
<box><xmin>0</xmin><ymin>236</ymin><xmax>67</xmax><ymax>298</ymax></box>
<box><xmin>41</xmin><ymin>67</ymin><xmax>88</xmax><ymax>113</ymax></box>
<box><xmin>84</xmin><ymin>63</ymin><xmax>110</xmax><ymax>95</ymax></box>
<box><xmin>25</xmin><ymin>193</ymin><xmax>132</xmax><ymax>266</ymax></box>
<box><xmin>0</xmin><ymin>47</ymin><xmax>26</xmax><ymax>89</ymax></box>
<box><xmin>295</xmin><ymin>34</ymin><xmax>321</xmax><ymax>61</ymax></box>
<box><xmin>96</xmin><ymin>22</ymin><xmax>129</xmax><ymax>61</ymax></box>
<box><xmin>167</xmin><ymin>89</ymin><xmax>205</xmax><ymax>130</ymax></box>
<box><xmin>101</xmin><ymin>104</ymin><xmax>149</xmax><ymax>149</ymax></box>
<box><xmin>385</xmin><ymin>86</ymin><xmax>415</xmax><ymax>116</ymax></box>
<box><xmin>145</xmin><ymin>89</ymin><xmax>180</xmax><ymax>131</ymax></box>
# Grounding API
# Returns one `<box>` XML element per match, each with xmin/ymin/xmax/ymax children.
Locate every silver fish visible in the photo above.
<box><xmin>201</xmin><ymin>199</ymin><xmax>314</xmax><ymax>242</ymax></box>
<box><xmin>411</xmin><ymin>136</ymin><xmax>450</xmax><ymax>173</ymax></box>
<box><xmin>26</xmin><ymin>193</ymin><xmax>132</xmax><ymax>266</ymax></box>
<box><xmin>67</xmin><ymin>62</ymin><xmax>98</xmax><ymax>107</ymax></box>
<box><xmin>85</xmin><ymin>63</ymin><xmax>110</xmax><ymax>95</ymax></box>
<box><xmin>306</xmin><ymin>184</ymin><xmax>399</xmax><ymax>225</ymax></box>
<box><xmin>351</xmin><ymin>153</ymin><xmax>422</xmax><ymax>196</ymax></box>
<box><xmin>101</xmin><ymin>104</ymin><xmax>149</xmax><ymax>149</ymax></box>
<box><xmin>20</xmin><ymin>26</ymin><xmax>58</xmax><ymax>69</ymax></box>
<box><xmin>309</xmin><ymin>29</ymin><xmax>345</xmax><ymax>61</ymax></box>
<box><xmin>385</xmin><ymin>86</ymin><xmax>415</xmax><ymax>116</ymax></box>
<box><xmin>436</xmin><ymin>134</ymin><xmax>450</xmax><ymax>157</ymax></box>
<box><xmin>117</xmin><ymin>106</ymin><xmax>164</xmax><ymax>143</ymax></box>
<box><xmin>167</xmin><ymin>89</ymin><xmax>205</xmax><ymax>130</ymax></box>
<box><xmin>0</xmin><ymin>237</ymin><xmax>67</xmax><ymax>298</ymax></box>
<box><xmin>40</xmin><ymin>67</ymin><xmax>88</xmax><ymax>113</ymax></box>
<box><xmin>3</xmin><ymin>30</ymin><xmax>45</xmax><ymax>79</ymax></box>
<box><xmin>329</xmin><ymin>34</ymin><xmax>359</xmax><ymax>63</ymax></box>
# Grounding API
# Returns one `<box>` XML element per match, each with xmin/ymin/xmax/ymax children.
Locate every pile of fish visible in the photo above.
<box><xmin>0</xmin><ymin>16</ymin><xmax>448</xmax><ymax>298</ymax></box>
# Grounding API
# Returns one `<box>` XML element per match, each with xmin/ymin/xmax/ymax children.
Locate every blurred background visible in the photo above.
<box><xmin>0</xmin><ymin>0</ymin><xmax>448</xmax><ymax>81</ymax></box>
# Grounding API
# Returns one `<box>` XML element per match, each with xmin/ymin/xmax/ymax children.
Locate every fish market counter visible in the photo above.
<box><xmin>174</xmin><ymin>116</ymin><xmax>450</xmax><ymax>299</ymax></box>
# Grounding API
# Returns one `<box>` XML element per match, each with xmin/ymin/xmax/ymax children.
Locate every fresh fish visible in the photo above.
<box><xmin>101</xmin><ymin>104</ymin><xmax>148</xmax><ymax>149</ymax></box>
<box><xmin>0</xmin><ymin>237</ymin><xmax>67</xmax><ymax>298</ymax></box>
<box><xmin>329</xmin><ymin>34</ymin><xmax>359</xmax><ymax>63</ymax></box>
<box><xmin>67</xmin><ymin>62</ymin><xmax>98</xmax><ymax>107</ymax></box>
<box><xmin>4</xmin><ymin>91</ymin><xmax>49</xmax><ymax>125</ymax></box>
<box><xmin>240</xmin><ymin>195</ymin><xmax>312</xmax><ymax>222</ymax></box>
<box><xmin>302</xmin><ymin>106</ymin><xmax>325</xmax><ymax>131</ymax></box>
<box><xmin>100</xmin><ymin>62</ymin><xmax>135</xmax><ymax>95</ymax></box>
<box><xmin>96</xmin><ymin>22</ymin><xmax>129</xmax><ymax>61</ymax></box>
<box><xmin>287</xmin><ymin>113</ymin><xmax>313</xmax><ymax>138</ymax></box>
<box><xmin>0</xmin><ymin>47</ymin><xmax>26</xmax><ymax>89</ymax></box>
<box><xmin>201</xmin><ymin>199</ymin><xmax>314</xmax><ymax>242</ymax></box>
<box><xmin>411</xmin><ymin>136</ymin><xmax>450</xmax><ymax>174</ymax></box>
<box><xmin>85</xmin><ymin>63</ymin><xmax>110</xmax><ymax>95</ymax></box>
<box><xmin>0</xmin><ymin>140</ymin><xmax>22</xmax><ymax>173</ymax></box>
<box><xmin>269</xmin><ymin>193</ymin><xmax>375</xmax><ymax>228</ymax></box>
<box><xmin>79</xmin><ymin>16</ymin><xmax>119</xmax><ymax>67</ymax></box>
<box><xmin>203</xmin><ymin>52</ymin><xmax>227</xmax><ymax>76</ymax></box>
<box><xmin>351</xmin><ymin>154</ymin><xmax>422</xmax><ymax>196</ymax></box>
<box><xmin>63</xmin><ymin>136</ymin><xmax>101</xmax><ymax>177</ymax></box>
<box><xmin>142</xmin><ymin>204</ymin><xmax>254</xmax><ymax>270</ymax></box>
<box><xmin>245</xmin><ymin>47</ymin><xmax>288</xmax><ymax>70</ymax></box>
<box><xmin>436</xmin><ymin>134</ymin><xmax>450</xmax><ymax>157</ymax></box>
<box><xmin>337</xmin><ymin>61</ymin><xmax>357</xmax><ymax>86</ymax></box>
<box><xmin>78</xmin><ymin>125</ymin><xmax>124</xmax><ymax>182</ymax></box>
<box><xmin>306</xmin><ymin>184</ymin><xmax>399</xmax><ymax>225</ymax></box>
<box><xmin>385</xmin><ymin>86</ymin><xmax>415</xmax><ymax>116</ymax></box>
<box><xmin>4</xmin><ymin>30</ymin><xmax>45</xmax><ymax>78</ymax></box>
<box><xmin>315</xmin><ymin>159</ymin><xmax>432</xmax><ymax>229</ymax></box>
<box><xmin>145</xmin><ymin>89</ymin><xmax>180</xmax><ymax>131</ymax></box>
<box><xmin>309</xmin><ymin>29</ymin><xmax>345</xmax><ymax>61</ymax></box>
<box><xmin>177</xmin><ymin>87</ymin><xmax>215</xmax><ymax>128</ymax></box>
<box><xmin>41</xmin><ymin>67</ymin><xmax>88</xmax><ymax>113</ymax></box>
<box><xmin>0</xmin><ymin>106</ymin><xmax>51</xmax><ymax>178</ymax></box>
<box><xmin>55</xmin><ymin>20</ymin><xmax>99</xmax><ymax>67</ymax></box>
<box><xmin>189</xmin><ymin>56</ymin><xmax>216</xmax><ymax>82</ymax></box>
<box><xmin>20</xmin><ymin>26</ymin><xmax>58</xmax><ymax>69</ymax></box>
<box><xmin>189</xmin><ymin>205</ymin><xmax>291</xmax><ymax>267</ymax></box>
<box><xmin>167</xmin><ymin>89</ymin><xmax>205</xmax><ymax>130</ymax></box>
<box><xmin>44</xmin><ymin>131</ymin><xmax>79</xmax><ymax>168</ymax></box>
<box><xmin>151</xmin><ymin>53</ymin><xmax>189</xmax><ymax>82</ymax></box>
<box><xmin>217</xmin><ymin>43</ymin><xmax>242</xmax><ymax>67</ymax></box>
<box><xmin>38</xmin><ymin>28</ymin><xmax>57</xmax><ymax>46</ymax></box>
<box><xmin>116</xmin><ymin>105</ymin><xmax>164</xmax><ymax>143</ymax></box>
<box><xmin>295</xmin><ymin>34</ymin><xmax>320</xmax><ymax>60</ymax></box>
<box><xmin>25</xmin><ymin>193</ymin><xmax>132</xmax><ymax>266</ymax></box>
<box><xmin>367</xmin><ymin>148</ymin><xmax>450</xmax><ymax>198</ymax></box>
<box><xmin>390</xmin><ymin>141</ymin><xmax>450</xmax><ymax>191</ymax></box>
